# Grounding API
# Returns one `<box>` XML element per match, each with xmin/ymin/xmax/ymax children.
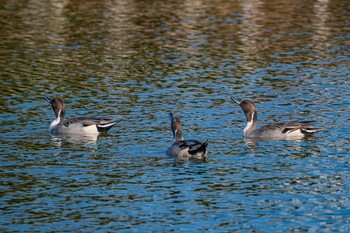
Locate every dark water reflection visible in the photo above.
<box><xmin>1</xmin><ymin>0</ymin><xmax>350</xmax><ymax>232</ymax></box>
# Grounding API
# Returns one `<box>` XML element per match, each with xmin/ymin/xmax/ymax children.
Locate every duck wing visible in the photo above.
<box><xmin>176</xmin><ymin>140</ymin><xmax>208</xmax><ymax>156</ymax></box>
<box><xmin>64</xmin><ymin>117</ymin><xmax>120</xmax><ymax>132</ymax></box>
<box><xmin>259</xmin><ymin>121</ymin><xmax>324</xmax><ymax>137</ymax></box>
<box><xmin>167</xmin><ymin>139</ymin><xmax>208</xmax><ymax>158</ymax></box>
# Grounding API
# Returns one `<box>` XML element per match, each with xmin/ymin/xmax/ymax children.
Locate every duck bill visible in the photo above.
<box><xmin>230</xmin><ymin>96</ymin><xmax>240</xmax><ymax>105</ymax></box>
<box><xmin>44</xmin><ymin>96</ymin><xmax>52</xmax><ymax>103</ymax></box>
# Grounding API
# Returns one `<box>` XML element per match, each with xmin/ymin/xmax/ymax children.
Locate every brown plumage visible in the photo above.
<box><xmin>231</xmin><ymin>96</ymin><xmax>324</xmax><ymax>139</ymax></box>
<box><xmin>45</xmin><ymin>96</ymin><xmax>120</xmax><ymax>134</ymax></box>
<box><xmin>166</xmin><ymin>112</ymin><xmax>208</xmax><ymax>161</ymax></box>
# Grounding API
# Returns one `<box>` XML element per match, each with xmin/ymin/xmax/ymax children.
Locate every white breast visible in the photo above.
<box><xmin>243</xmin><ymin>112</ymin><xmax>255</xmax><ymax>137</ymax></box>
<box><xmin>50</xmin><ymin>109</ymin><xmax>61</xmax><ymax>130</ymax></box>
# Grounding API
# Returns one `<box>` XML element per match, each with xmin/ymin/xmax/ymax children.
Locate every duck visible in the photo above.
<box><xmin>166</xmin><ymin>112</ymin><xmax>208</xmax><ymax>161</ymax></box>
<box><xmin>231</xmin><ymin>96</ymin><xmax>324</xmax><ymax>139</ymax></box>
<box><xmin>44</xmin><ymin>96</ymin><xmax>120</xmax><ymax>135</ymax></box>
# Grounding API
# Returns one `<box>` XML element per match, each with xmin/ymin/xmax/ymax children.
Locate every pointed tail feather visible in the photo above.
<box><xmin>301</xmin><ymin>127</ymin><xmax>325</xmax><ymax>135</ymax></box>
<box><xmin>97</xmin><ymin>121</ymin><xmax>120</xmax><ymax>133</ymax></box>
<box><xmin>188</xmin><ymin>140</ymin><xmax>208</xmax><ymax>156</ymax></box>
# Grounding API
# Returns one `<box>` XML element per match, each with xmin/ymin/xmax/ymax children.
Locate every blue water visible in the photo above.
<box><xmin>1</xmin><ymin>0</ymin><xmax>350</xmax><ymax>232</ymax></box>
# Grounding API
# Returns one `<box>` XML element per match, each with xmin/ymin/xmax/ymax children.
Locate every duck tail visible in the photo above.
<box><xmin>189</xmin><ymin>140</ymin><xmax>208</xmax><ymax>155</ymax></box>
<box><xmin>97</xmin><ymin>120</ymin><xmax>120</xmax><ymax>133</ymax></box>
<box><xmin>301</xmin><ymin>127</ymin><xmax>325</xmax><ymax>135</ymax></box>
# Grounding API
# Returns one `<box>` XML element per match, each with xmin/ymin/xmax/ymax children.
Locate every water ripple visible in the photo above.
<box><xmin>1</xmin><ymin>0</ymin><xmax>350</xmax><ymax>232</ymax></box>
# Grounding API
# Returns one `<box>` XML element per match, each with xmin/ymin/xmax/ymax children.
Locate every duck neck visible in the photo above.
<box><xmin>243</xmin><ymin>111</ymin><xmax>257</xmax><ymax>137</ymax></box>
<box><xmin>174</xmin><ymin>129</ymin><xmax>184</xmax><ymax>141</ymax></box>
<box><xmin>50</xmin><ymin>109</ymin><xmax>64</xmax><ymax>129</ymax></box>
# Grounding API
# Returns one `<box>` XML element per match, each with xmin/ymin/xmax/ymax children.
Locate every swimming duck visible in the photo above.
<box><xmin>45</xmin><ymin>96</ymin><xmax>120</xmax><ymax>135</ymax></box>
<box><xmin>231</xmin><ymin>96</ymin><xmax>324</xmax><ymax>139</ymax></box>
<box><xmin>166</xmin><ymin>113</ymin><xmax>208</xmax><ymax>160</ymax></box>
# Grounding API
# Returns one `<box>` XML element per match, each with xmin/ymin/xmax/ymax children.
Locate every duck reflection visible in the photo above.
<box><xmin>50</xmin><ymin>133</ymin><xmax>99</xmax><ymax>149</ymax></box>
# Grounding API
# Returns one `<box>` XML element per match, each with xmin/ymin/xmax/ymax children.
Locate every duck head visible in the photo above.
<box><xmin>45</xmin><ymin>96</ymin><xmax>66</xmax><ymax>119</ymax></box>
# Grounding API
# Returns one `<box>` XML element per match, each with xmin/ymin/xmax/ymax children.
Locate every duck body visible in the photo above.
<box><xmin>246</xmin><ymin>121</ymin><xmax>322</xmax><ymax>139</ymax></box>
<box><xmin>231</xmin><ymin>97</ymin><xmax>324</xmax><ymax>140</ymax></box>
<box><xmin>45</xmin><ymin>96</ymin><xmax>119</xmax><ymax>135</ymax></box>
<box><xmin>166</xmin><ymin>139</ymin><xmax>208</xmax><ymax>160</ymax></box>
<box><xmin>166</xmin><ymin>113</ymin><xmax>208</xmax><ymax>160</ymax></box>
<box><xmin>49</xmin><ymin>116</ymin><xmax>119</xmax><ymax>135</ymax></box>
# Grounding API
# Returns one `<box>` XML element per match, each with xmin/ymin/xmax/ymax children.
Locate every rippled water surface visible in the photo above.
<box><xmin>1</xmin><ymin>0</ymin><xmax>350</xmax><ymax>232</ymax></box>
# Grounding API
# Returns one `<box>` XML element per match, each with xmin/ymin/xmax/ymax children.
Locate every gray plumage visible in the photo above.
<box><xmin>166</xmin><ymin>112</ymin><xmax>208</xmax><ymax>161</ymax></box>
<box><xmin>231</xmin><ymin>96</ymin><xmax>324</xmax><ymax>139</ymax></box>
<box><xmin>45</xmin><ymin>96</ymin><xmax>120</xmax><ymax>135</ymax></box>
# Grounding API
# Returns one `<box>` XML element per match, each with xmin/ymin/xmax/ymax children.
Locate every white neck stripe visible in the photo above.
<box><xmin>243</xmin><ymin>112</ymin><xmax>254</xmax><ymax>136</ymax></box>
<box><xmin>174</xmin><ymin>129</ymin><xmax>184</xmax><ymax>141</ymax></box>
<box><xmin>50</xmin><ymin>109</ymin><xmax>61</xmax><ymax>129</ymax></box>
